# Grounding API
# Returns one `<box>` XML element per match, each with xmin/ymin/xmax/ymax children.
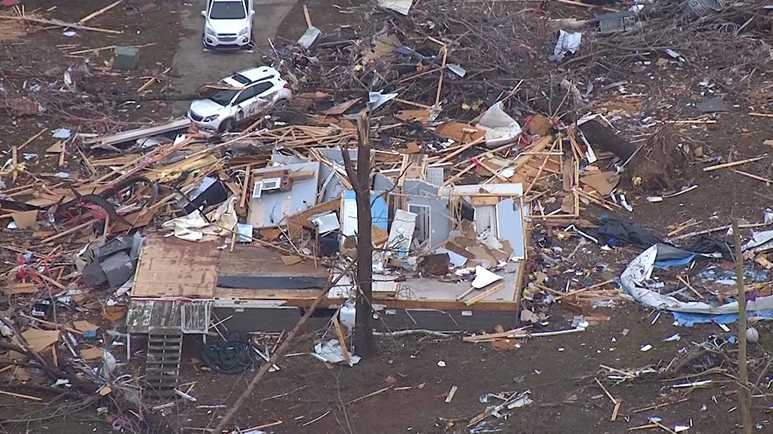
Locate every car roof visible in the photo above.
<box><xmin>237</xmin><ymin>66</ymin><xmax>280</xmax><ymax>83</ymax></box>
<box><xmin>220</xmin><ymin>66</ymin><xmax>282</xmax><ymax>88</ymax></box>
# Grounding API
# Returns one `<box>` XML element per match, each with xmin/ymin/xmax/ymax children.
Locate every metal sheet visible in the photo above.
<box><xmin>496</xmin><ymin>198</ymin><xmax>528</xmax><ymax>260</ymax></box>
<box><xmin>181</xmin><ymin>300</ymin><xmax>212</xmax><ymax>333</ymax></box>
<box><xmin>247</xmin><ymin>162</ymin><xmax>320</xmax><ymax>229</ymax></box>
<box><xmin>127</xmin><ymin>299</ymin><xmax>211</xmax><ymax>334</ymax></box>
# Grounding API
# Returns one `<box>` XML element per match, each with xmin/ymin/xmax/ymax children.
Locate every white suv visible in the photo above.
<box><xmin>201</xmin><ymin>0</ymin><xmax>254</xmax><ymax>49</ymax></box>
<box><xmin>188</xmin><ymin>66</ymin><xmax>292</xmax><ymax>132</ymax></box>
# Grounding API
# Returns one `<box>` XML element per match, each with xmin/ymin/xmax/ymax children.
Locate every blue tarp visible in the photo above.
<box><xmin>672</xmin><ymin>310</ymin><xmax>773</xmax><ymax>327</ymax></box>
<box><xmin>343</xmin><ymin>190</ymin><xmax>388</xmax><ymax>231</ymax></box>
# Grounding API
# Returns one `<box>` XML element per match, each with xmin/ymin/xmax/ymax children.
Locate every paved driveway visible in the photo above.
<box><xmin>171</xmin><ymin>0</ymin><xmax>299</xmax><ymax>114</ymax></box>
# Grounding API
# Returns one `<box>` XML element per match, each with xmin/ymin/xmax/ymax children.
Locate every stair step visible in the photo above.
<box><xmin>143</xmin><ymin>328</ymin><xmax>184</xmax><ymax>402</ymax></box>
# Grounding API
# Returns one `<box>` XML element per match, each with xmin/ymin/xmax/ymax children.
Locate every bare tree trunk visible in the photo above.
<box><xmin>732</xmin><ymin>219</ymin><xmax>753</xmax><ymax>434</ymax></box>
<box><xmin>341</xmin><ymin>111</ymin><xmax>376</xmax><ymax>356</ymax></box>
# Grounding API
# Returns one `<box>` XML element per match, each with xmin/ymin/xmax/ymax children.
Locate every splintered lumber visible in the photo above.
<box><xmin>462</xmin><ymin>327</ymin><xmax>583</xmax><ymax>342</ymax></box>
<box><xmin>40</xmin><ymin>220</ymin><xmax>97</xmax><ymax>244</ymax></box>
<box><xmin>463</xmin><ymin>283</ymin><xmax>503</xmax><ymax>306</ymax></box>
<box><xmin>524</xmin><ymin>139</ymin><xmax>558</xmax><ymax>195</ymax></box>
<box><xmin>456</xmin><ymin>286</ymin><xmax>476</xmax><ymax>301</ymax></box>
<box><xmin>451</xmin><ymin>141</ymin><xmax>516</xmax><ymax>169</ymax></box>
<box><xmin>331</xmin><ymin>316</ymin><xmax>351</xmax><ymax>365</ymax></box>
<box><xmin>137</xmin><ymin>67</ymin><xmax>171</xmax><ymax>93</ymax></box>
<box><xmin>303</xmin><ymin>4</ymin><xmax>313</xmax><ymax>27</ymax></box>
<box><xmin>434</xmin><ymin>136</ymin><xmax>485</xmax><ymax>165</ymax></box>
<box><xmin>445</xmin><ymin>385</ymin><xmax>458</xmax><ymax>403</ymax></box>
<box><xmin>78</xmin><ymin>0</ymin><xmax>123</xmax><ymax>24</ymax></box>
<box><xmin>557</xmin><ymin>0</ymin><xmax>618</xmax><ymax>12</ymax></box>
<box><xmin>0</xmin><ymin>389</ymin><xmax>42</xmax><ymax>401</ymax></box>
<box><xmin>554</xmin><ymin>279</ymin><xmax>616</xmax><ymax>301</ymax></box>
<box><xmin>669</xmin><ymin>222</ymin><xmax>771</xmax><ymax>241</ymax></box>
<box><xmin>68</xmin><ymin>42</ymin><xmax>155</xmax><ymax>55</ymax></box>
<box><xmin>702</xmin><ymin>156</ymin><xmax>765</xmax><ymax>172</ymax></box>
<box><xmin>82</xmin><ymin>118</ymin><xmax>190</xmax><ymax>148</ymax></box>
<box><xmin>732</xmin><ymin>169</ymin><xmax>773</xmax><ymax>185</ymax></box>
<box><xmin>443</xmin><ymin>164</ymin><xmax>476</xmax><ymax>186</ymax></box>
<box><xmin>435</xmin><ymin>45</ymin><xmax>448</xmax><ymax>106</ymax></box>
<box><xmin>594</xmin><ymin>378</ymin><xmax>621</xmax><ymax>421</ymax></box>
<box><xmin>0</xmin><ymin>15</ymin><xmax>122</xmax><ymax>34</ymax></box>
<box><xmin>347</xmin><ymin>386</ymin><xmax>392</xmax><ymax>405</ymax></box>
<box><xmin>239</xmin><ymin>165</ymin><xmax>252</xmax><ymax>210</ymax></box>
<box><xmin>18</xmin><ymin>128</ymin><xmax>47</xmax><ymax>151</ymax></box>
<box><xmin>512</xmin><ymin>135</ymin><xmax>553</xmax><ymax>172</ymax></box>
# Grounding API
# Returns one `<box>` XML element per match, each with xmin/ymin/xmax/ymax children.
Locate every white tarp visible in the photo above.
<box><xmin>313</xmin><ymin>340</ymin><xmax>361</xmax><ymax>366</ymax></box>
<box><xmin>550</xmin><ymin>30</ymin><xmax>582</xmax><ymax>62</ymax></box>
<box><xmin>742</xmin><ymin>230</ymin><xmax>773</xmax><ymax>253</ymax></box>
<box><xmin>378</xmin><ymin>0</ymin><xmax>413</xmax><ymax>15</ymax></box>
<box><xmin>621</xmin><ymin>244</ymin><xmax>773</xmax><ymax>314</ymax></box>
<box><xmin>476</xmin><ymin>102</ymin><xmax>522</xmax><ymax>147</ymax></box>
<box><xmin>471</xmin><ymin>266</ymin><xmax>503</xmax><ymax>289</ymax></box>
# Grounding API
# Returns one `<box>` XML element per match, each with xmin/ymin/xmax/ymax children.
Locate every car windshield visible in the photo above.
<box><xmin>210</xmin><ymin>1</ymin><xmax>245</xmax><ymax>19</ymax></box>
<box><xmin>208</xmin><ymin>89</ymin><xmax>238</xmax><ymax>106</ymax></box>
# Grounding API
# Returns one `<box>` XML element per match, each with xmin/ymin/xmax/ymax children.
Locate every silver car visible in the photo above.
<box><xmin>188</xmin><ymin>66</ymin><xmax>292</xmax><ymax>132</ymax></box>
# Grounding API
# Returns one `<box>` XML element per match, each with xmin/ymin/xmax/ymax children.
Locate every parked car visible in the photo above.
<box><xmin>201</xmin><ymin>0</ymin><xmax>254</xmax><ymax>49</ymax></box>
<box><xmin>188</xmin><ymin>66</ymin><xmax>292</xmax><ymax>132</ymax></box>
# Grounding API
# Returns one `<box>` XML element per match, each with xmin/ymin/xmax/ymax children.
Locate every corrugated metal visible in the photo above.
<box><xmin>181</xmin><ymin>300</ymin><xmax>211</xmax><ymax>333</ymax></box>
<box><xmin>126</xmin><ymin>299</ymin><xmax>211</xmax><ymax>334</ymax></box>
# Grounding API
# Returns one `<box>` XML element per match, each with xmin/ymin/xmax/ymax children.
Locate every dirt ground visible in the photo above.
<box><xmin>155</xmin><ymin>314</ymin><xmax>771</xmax><ymax>434</ymax></box>
<box><xmin>1</xmin><ymin>1</ymin><xmax>773</xmax><ymax>433</ymax></box>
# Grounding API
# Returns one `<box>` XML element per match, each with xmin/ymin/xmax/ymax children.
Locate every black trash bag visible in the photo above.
<box><xmin>200</xmin><ymin>333</ymin><xmax>257</xmax><ymax>375</ymax></box>
<box><xmin>594</xmin><ymin>215</ymin><xmax>661</xmax><ymax>248</ymax></box>
<box><xmin>684</xmin><ymin>236</ymin><xmax>733</xmax><ymax>261</ymax></box>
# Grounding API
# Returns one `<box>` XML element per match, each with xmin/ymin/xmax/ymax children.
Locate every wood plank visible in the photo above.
<box><xmin>0</xmin><ymin>15</ymin><xmax>122</xmax><ymax>34</ymax></box>
<box><xmin>464</xmin><ymin>283</ymin><xmax>504</xmax><ymax>306</ymax></box>
<box><xmin>132</xmin><ymin>237</ymin><xmax>218</xmax><ymax>298</ymax></box>
<box><xmin>82</xmin><ymin>118</ymin><xmax>190</xmax><ymax>148</ymax></box>
<box><xmin>512</xmin><ymin>135</ymin><xmax>553</xmax><ymax>173</ymax></box>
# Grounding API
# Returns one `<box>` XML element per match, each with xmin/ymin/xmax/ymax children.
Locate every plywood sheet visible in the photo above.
<box><xmin>132</xmin><ymin>237</ymin><xmax>218</xmax><ymax>298</ymax></box>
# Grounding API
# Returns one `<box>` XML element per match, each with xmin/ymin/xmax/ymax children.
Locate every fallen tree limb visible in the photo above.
<box><xmin>463</xmin><ymin>327</ymin><xmax>584</xmax><ymax>343</ymax></box>
<box><xmin>373</xmin><ymin>329</ymin><xmax>455</xmax><ymax>338</ymax></box>
<box><xmin>669</xmin><ymin>221</ymin><xmax>773</xmax><ymax>242</ymax></box>
<box><xmin>212</xmin><ymin>260</ymin><xmax>357</xmax><ymax>433</ymax></box>
<box><xmin>0</xmin><ymin>15</ymin><xmax>122</xmax><ymax>34</ymax></box>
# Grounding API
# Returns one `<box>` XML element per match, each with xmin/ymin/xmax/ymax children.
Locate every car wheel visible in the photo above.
<box><xmin>273</xmin><ymin>100</ymin><xmax>288</xmax><ymax>112</ymax></box>
<box><xmin>242</xmin><ymin>31</ymin><xmax>255</xmax><ymax>50</ymax></box>
<box><xmin>219</xmin><ymin>118</ymin><xmax>236</xmax><ymax>133</ymax></box>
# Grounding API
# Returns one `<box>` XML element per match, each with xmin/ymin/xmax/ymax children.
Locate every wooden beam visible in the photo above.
<box><xmin>0</xmin><ymin>15</ymin><xmax>122</xmax><ymax>34</ymax></box>
<box><xmin>78</xmin><ymin>0</ymin><xmax>123</xmax><ymax>24</ymax></box>
<box><xmin>464</xmin><ymin>283</ymin><xmax>504</xmax><ymax>306</ymax></box>
<box><xmin>703</xmin><ymin>156</ymin><xmax>765</xmax><ymax>172</ymax></box>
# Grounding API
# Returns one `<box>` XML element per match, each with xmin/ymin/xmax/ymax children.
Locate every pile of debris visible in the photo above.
<box><xmin>1</xmin><ymin>0</ymin><xmax>772</xmax><ymax>430</ymax></box>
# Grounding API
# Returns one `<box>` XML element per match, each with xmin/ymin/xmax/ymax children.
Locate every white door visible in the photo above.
<box><xmin>232</xmin><ymin>85</ymin><xmax>258</xmax><ymax>122</ymax></box>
